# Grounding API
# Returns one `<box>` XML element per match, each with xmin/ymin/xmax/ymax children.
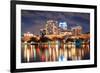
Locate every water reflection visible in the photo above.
<box><xmin>21</xmin><ymin>39</ymin><xmax>90</xmax><ymax>63</ymax></box>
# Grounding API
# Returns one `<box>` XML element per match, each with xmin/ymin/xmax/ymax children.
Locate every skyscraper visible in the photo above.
<box><xmin>45</xmin><ymin>20</ymin><xmax>59</xmax><ymax>35</ymax></box>
<box><xmin>59</xmin><ymin>21</ymin><xmax>67</xmax><ymax>30</ymax></box>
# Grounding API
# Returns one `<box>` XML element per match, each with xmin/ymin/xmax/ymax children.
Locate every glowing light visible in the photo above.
<box><xmin>56</xmin><ymin>41</ymin><xmax>59</xmax><ymax>58</ymax></box>
<box><xmin>36</xmin><ymin>47</ymin><xmax>40</xmax><ymax>55</ymax></box>
<box><xmin>52</xmin><ymin>48</ymin><xmax>56</xmax><ymax>61</ymax></box>
<box><xmin>71</xmin><ymin>47</ymin><xmax>76</xmax><ymax>56</ymax></box>
<box><xmin>58</xmin><ymin>55</ymin><xmax>65</xmax><ymax>61</ymax></box>
<box><xmin>64</xmin><ymin>49</ymin><xmax>68</xmax><ymax>59</ymax></box>
<box><xmin>45</xmin><ymin>49</ymin><xmax>49</xmax><ymax>61</ymax></box>
<box><xmin>24</xmin><ymin>42</ymin><xmax>27</xmax><ymax>59</ymax></box>
<box><xmin>59</xmin><ymin>21</ymin><xmax>67</xmax><ymax>30</ymax></box>
<box><xmin>33</xmin><ymin>46</ymin><xmax>36</xmax><ymax>60</ymax></box>
<box><xmin>41</xmin><ymin>54</ymin><xmax>45</xmax><ymax>62</ymax></box>
<box><xmin>30</xmin><ymin>45</ymin><xmax>33</xmax><ymax>58</ymax></box>
<box><xmin>26</xmin><ymin>49</ymin><xmax>30</xmax><ymax>62</ymax></box>
<box><xmin>68</xmin><ymin>51</ymin><xmax>71</xmax><ymax>58</ymax></box>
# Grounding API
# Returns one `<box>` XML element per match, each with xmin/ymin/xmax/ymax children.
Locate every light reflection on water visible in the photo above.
<box><xmin>21</xmin><ymin>41</ymin><xmax>90</xmax><ymax>63</ymax></box>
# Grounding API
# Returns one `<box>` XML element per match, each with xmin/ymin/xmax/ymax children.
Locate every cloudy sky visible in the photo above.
<box><xmin>21</xmin><ymin>10</ymin><xmax>90</xmax><ymax>35</ymax></box>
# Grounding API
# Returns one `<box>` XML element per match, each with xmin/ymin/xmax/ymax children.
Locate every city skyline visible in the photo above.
<box><xmin>21</xmin><ymin>10</ymin><xmax>90</xmax><ymax>35</ymax></box>
<box><xmin>21</xmin><ymin>10</ymin><xmax>90</xmax><ymax>63</ymax></box>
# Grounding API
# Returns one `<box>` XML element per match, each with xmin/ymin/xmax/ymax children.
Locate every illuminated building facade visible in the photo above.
<box><xmin>71</xmin><ymin>25</ymin><xmax>82</xmax><ymax>36</ymax></box>
<box><xmin>59</xmin><ymin>21</ymin><xmax>67</xmax><ymax>30</ymax></box>
<box><xmin>23</xmin><ymin>32</ymin><xmax>33</xmax><ymax>42</ymax></box>
<box><xmin>40</xmin><ymin>29</ymin><xmax>46</xmax><ymax>37</ymax></box>
<box><xmin>45</xmin><ymin>20</ymin><xmax>59</xmax><ymax>35</ymax></box>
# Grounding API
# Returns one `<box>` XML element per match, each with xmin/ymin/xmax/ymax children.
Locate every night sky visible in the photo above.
<box><xmin>21</xmin><ymin>10</ymin><xmax>90</xmax><ymax>35</ymax></box>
